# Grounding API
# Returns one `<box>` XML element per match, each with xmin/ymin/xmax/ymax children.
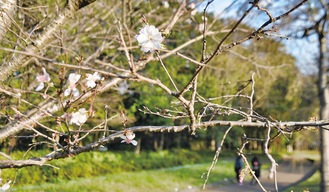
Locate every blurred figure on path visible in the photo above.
<box><xmin>234</xmin><ymin>155</ymin><xmax>244</xmax><ymax>185</ymax></box>
<box><xmin>250</xmin><ymin>156</ymin><xmax>261</xmax><ymax>185</ymax></box>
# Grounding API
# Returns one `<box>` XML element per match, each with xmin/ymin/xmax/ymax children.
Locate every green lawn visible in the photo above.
<box><xmin>13</xmin><ymin>161</ymin><xmax>235</xmax><ymax>192</ymax></box>
<box><xmin>9</xmin><ymin>150</ymin><xmax>319</xmax><ymax>192</ymax></box>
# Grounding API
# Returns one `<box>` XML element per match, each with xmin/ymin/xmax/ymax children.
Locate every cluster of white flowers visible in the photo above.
<box><xmin>37</xmin><ymin>71</ymin><xmax>102</xmax><ymax>128</ymax></box>
<box><xmin>135</xmin><ymin>25</ymin><xmax>164</xmax><ymax>53</ymax></box>
<box><xmin>66</xmin><ymin>108</ymin><xmax>140</xmax><ymax>145</ymax></box>
<box><xmin>120</xmin><ymin>130</ymin><xmax>138</xmax><ymax>146</ymax></box>
<box><xmin>35</xmin><ymin>67</ymin><xmax>51</xmax><ymax>91</ymax></box>
<box><xmin>35</xmin><ymin>70</ymin><xmax>101</xmax><ymax>95</ymax></box>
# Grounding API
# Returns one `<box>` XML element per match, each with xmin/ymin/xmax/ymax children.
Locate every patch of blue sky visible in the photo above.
<box><xmin>197</xmin><ymin>0</ymin><xmax>319</xmax><ymax>74</ymax></box>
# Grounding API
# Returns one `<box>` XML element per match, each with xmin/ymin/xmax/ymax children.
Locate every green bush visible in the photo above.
<box><xmin>2</xmin><ymin>149</ymin><xmax>204</xmax><ymax>186</ymax></box>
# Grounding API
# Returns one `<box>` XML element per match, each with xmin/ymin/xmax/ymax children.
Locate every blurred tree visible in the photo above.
<box><xmin>274</xmin><ymin>0</ymin><xmax>329</xmax><ymax>190</ymax></box>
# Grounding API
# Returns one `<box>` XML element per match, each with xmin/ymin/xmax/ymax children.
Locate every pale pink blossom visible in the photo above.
<box><xmin>120</xmin><ymin>130</ymin><xmax>138</xmax><ymax>146</ymax></box>
<box><xmin>69</xmin><ymin>108</ymin><xmax>88</xmax><ymax>126</ymax></box>
<box><xmin>64</xmin><ymin>73</ymin><xmax>81</xmax><ymax>97</ymax></box>
<box><xmin>135</xmin><ymin>25</ymin><xmax>163</xmax><ymax>53</ymax></box>
<box><xmin>85</xmin><ymin>72</ymin><xmax>101</xmax><ymax>88</ymax></box>
<box><xmin>35</xmin><ymin>67</ymin><xmax>51</xmax><ymax>91</ymax></box>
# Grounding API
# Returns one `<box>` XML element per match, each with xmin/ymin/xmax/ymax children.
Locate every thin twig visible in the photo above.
<box><xmin>249</xmin><ymin>73</ymin><xmax>255</xmax><ymax>121</ymax></box>
<box><xmin>156</xmin><ymin>51</ymin><xmax>179</xmax><ymax>92</ymax></box>
<box><xmin>202</xmin><ymin>125</ymin><xmax>233</xmax><ymax>189</ymax></box>
<box><xmin>264</xmin><ymin>121</ymin><xmax>279</xmax><ymax>191</ymax></box>
<box><xmin>117</xmin><ymin>22</ymin><xmax>134</xmax><ymax>71</ymax></box>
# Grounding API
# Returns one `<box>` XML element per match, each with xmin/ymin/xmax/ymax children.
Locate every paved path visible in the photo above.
<box><xmin>183</xmin><ymin>159</ymin><xmax>317</xmax><ymax>192</ymax></box>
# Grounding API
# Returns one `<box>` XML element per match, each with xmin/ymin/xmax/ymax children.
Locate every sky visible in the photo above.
<box><xmin>197</xmin><ymin>0</ymin><xmax>319</xmax><ymax>74</ymax></box>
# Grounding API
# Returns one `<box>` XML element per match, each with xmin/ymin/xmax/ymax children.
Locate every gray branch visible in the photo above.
<box><xmin>0</xmin><ymin>0</ymin><xmax>96</xmax><ymax>82</ymax></box>
<box><xmin>0</xmin><ymin>0</ymin><xmax>16</xmax><ymax>41</ymax></box>
<box><xmin>0</xmin><ymin>119</ymin><xmax>327</xmax><ymax>169</ymax></box>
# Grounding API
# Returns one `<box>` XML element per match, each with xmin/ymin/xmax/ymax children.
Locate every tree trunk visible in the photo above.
<box><xmin>134</xmin><ymin>138</ymin><xmax>141</xmax><ymax>155</ymax></box>
<box><xmin>153</xmin><ymin>133</ymin><xmax>159</xmax><ymax>151</ymax></box>
<box><xmin>159</xmin><ymin>133</ymin><xmax>164</xmax><ymax>151</ymax></box>
<box><xmin>317</xmin><ymin>31</ymin><xmax>329</xmax><ymax>191</ymax></box>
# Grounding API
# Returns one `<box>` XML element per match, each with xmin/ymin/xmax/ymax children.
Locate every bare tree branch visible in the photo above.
<box><xmin>0</xmin><ymin>0</ymin><xmax>97</xmax><ymax>82</ymax></box>
<box><xmin>0</xmin><ymin>119</ymin><xmax>327</xmax><ymax>169</ymax></box>
<box><xmin>0</xmin><ymin>0</ymin><xmax>16</xmax><ymax>41</ymax></box>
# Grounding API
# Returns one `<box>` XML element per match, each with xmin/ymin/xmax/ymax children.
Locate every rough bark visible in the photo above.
<box><xmin>0</xmin><ymin>0</ymin><xmax>96</xmax><ymax>83</ymax></box>
<box><xmin>0</xmin><ymin>119</ymin><xmax>328</xmax><ymax>169</ymax></box>
<box><xmin>0</xmin><ymin>0</ymin><xmax>16</xmax><ymax>41</ymax></box>
<box><xmin>318</xmin><ymin>29</ymin><xmax>329</xmax><ymax>192</ymax></box>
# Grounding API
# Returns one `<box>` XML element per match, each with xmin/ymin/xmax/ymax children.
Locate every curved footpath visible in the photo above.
<box><xmin>184</xmin><ymin>159</ymin><xmax>317</xmax><ymax>192</ymax></box>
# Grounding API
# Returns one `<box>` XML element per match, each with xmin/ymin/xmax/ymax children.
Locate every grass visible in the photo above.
<box><xmin>1</xmin><ymin>149</ymin><xmax>208</xmax><ymax>186</ymax></box>
<box><xmin>13</xmin><ymin>160</ymin><xmax>235</xmax><ymax>192</ymax></box>
<box><xmin>281</xmin><ymin>150</ymin><xmax>320</xmax><ymax>161</ymax></box>
<box><xmin>9</xmin><ymin>150</ymin><xmax>318</xmax><ymax>191</ymax></box>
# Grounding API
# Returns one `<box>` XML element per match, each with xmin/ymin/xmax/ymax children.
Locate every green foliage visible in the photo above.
<box><xmin>2</xmin><ymin>149</ymin><xmax>203</xmax><ymax>186</ymax></box>
<box><xmin>0</xmin><ymin>0</ymin><xmax>320</xmax><ymax>168</ymax></box>
<box><xmin>13</xmin><ymin>158</ymin><xmax>235</xmax><ymax>192</ymax></box>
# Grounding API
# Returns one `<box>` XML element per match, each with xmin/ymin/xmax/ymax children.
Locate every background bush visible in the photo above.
<box><xmin>2</xmin><ymin>149</ymin><xmax>204</xmax><ymax>185</ymax></box>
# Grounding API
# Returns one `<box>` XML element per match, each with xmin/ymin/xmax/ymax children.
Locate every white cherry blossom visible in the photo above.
<box><xmin>64</xmin><ymin>73</ymin><xmax>81</xmax><ymax>97</ymax></box>
<box><xmin>0</xmin><ymin>180</ymin><xmax>11</xmax><ymax>191</ymax></box>
<box><xmin>259</xmin><ymin>0</ymin><xmax>272</xmax><ymax>7</ymax></box>
<box><xmin>85</xmin><ymin>72</ymin><xmax>101</xmax><ymax>88</ymax></box>
<box><xmin>35</xmin><ymin>67</ymin><xmax>51</xmax><ymax>91</ymax></box>
<box><xmin>120</xmin><ymin>130</ymin><xmax>138</xmax><ymax>146</ymax></box>
<box><xmin>162</xmin><ymin>1</ymin><xmax>169</xmax><ymax>8</ymax></box>
<box><xmin>135</xmin><ymin>25</ymin><xmax>163</xmax><ymax>53</ymax></box>
<box><xmin>118</xmin><ymin>81</ymin><xmax>129</xmax><ymax>95</ymax></box>
<box><xmin>69</xmin><ymin>108</ymin><xmax>88</xmax><ymax>126</ymax></box>
<box><xmin>188</xmin><ymin>3</ymin><xmax>196</xmax><ymax>10</ymax></box>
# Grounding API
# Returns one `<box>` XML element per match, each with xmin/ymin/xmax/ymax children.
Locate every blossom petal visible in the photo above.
<box><xmin>64</xmin><ymin>88</ymin><xmax>71</xmax><ymax>96</ymax></box>
<box><xmin>72</xmin><ymin>88</ymin><xmax>80</xmax><ymax>98</ymax></box>
<box><xmin>85</xmin><ymin>72</ymin><xmax>101</xmax><ymax>88</ymax></box>
<box><xmin>136</xmin><ymin>34</ymin><xmax>149</xmax><ymax>44</ymax></box>
<box><xmin>1</xmin><ymin>183</ymin><xmax>10</xmax><ymax>191</ymax></box>
<box><xmin>69</xmin><ymin>73</ymin><xmax>81</xmax><ymax>84</ymax></box>
<box><xmin>35</xmin><ymin>82</ymin><xmax>45</xmax><ymax>91</ymax></box>
<box><xmin>126</xmin><ymin>133</ymin><xmax>135</xmax><ymax>140</ymax></box>
<box><xmin>86</xmin><ymin>80</ymin><xmax>96</xmax><ymax>88</ymax></box>
<box><xmin>131</xmin><ymin>140</ymin><xmax>138</xmax><ymax>146</ymax></box>
<box><xmin>69</xmin><ymin>108</ymin><xmax>88</xmax><ymax>126</ymax></box>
